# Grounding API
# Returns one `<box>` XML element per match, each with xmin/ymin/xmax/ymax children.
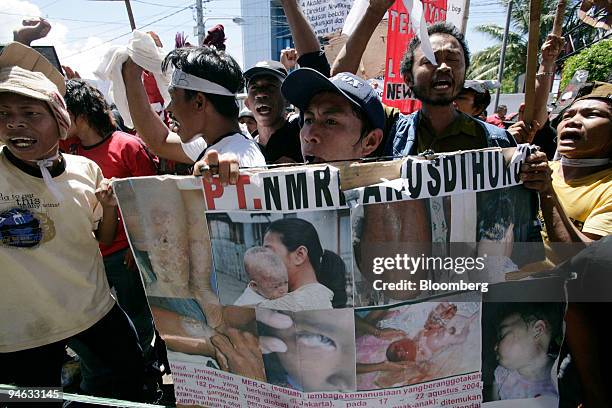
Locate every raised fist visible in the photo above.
<box><xmin>280</xmin><ymin>48</ymin><xmax>298</xmax><ymax>71</ymax></box>
<box><xmin>13</xmin><ymin>18</ymin><xmax>52</xmax><ymax>45</ymax></box>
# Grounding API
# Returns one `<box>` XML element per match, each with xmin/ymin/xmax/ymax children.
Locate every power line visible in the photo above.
<box><xmin>0</xmin><ymin>10</ymin><xmax>125</xmax><ymax>25</ymax></box>
<box><xmin>60</xmin><ymin>2</ymin><xmax>194</xmax><ymax>42</ymax></box>
<box><xmin>64</xmin><ymin>5</ymin><xmax>187</xmax><ymax>40</ymax></box>
<box><xmin>132</xmin><ymin>0</ymin><xmax>191</xmax><ymax>8</ymax></box>
<box><xmin>63</xmin><ymin>5</ymin><xmax>192</xmax><ymax>59</ymax></box>
<box><xmin>40</xmin><ymin>0</ymin><xmax>63</xmax><ymax>9</ymax></box>
<box><xmin>0</xmin><ymin>1</ymin><xmax>192</xmax><ymax>26</ymax></box>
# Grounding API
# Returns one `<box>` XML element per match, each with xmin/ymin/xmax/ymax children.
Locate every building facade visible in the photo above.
<box><xmin>241</xmin><ymin>0</ymin><xmax>294</xmax><ymax>70</ymax></box>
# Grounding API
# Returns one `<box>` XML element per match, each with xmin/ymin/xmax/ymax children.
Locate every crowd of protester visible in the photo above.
<box><xmin>0</xmin><ymin>0</ymin><xmax>610</xmax><ymax>406</ymax></box>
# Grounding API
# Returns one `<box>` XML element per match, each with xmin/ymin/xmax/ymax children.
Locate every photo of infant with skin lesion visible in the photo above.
<box><xmin>114</xmin><ymin>178</ymin><xmax>268</xmax><ymax>382</ymax></box>
<box><xmin>234</xmin><ymin>246</ymin><xmax>289</xmax><ymax>306</ymax></box>
<box><xmin>355</xmin><ymin>293</ymin><xmax>481</xmax><ymax>390</ymax></box>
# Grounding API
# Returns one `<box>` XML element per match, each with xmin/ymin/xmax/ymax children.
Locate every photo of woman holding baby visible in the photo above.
<box><xmin>209</xmin><ymin>210</ymin><xmax>353</xmax><ymax>311</ymax></box>
<box><xmin>260</xmin><ymin>217</ymin><xmax>348</xmax><ymax>309</ymax></box>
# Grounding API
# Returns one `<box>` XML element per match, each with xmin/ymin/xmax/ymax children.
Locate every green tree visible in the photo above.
<box><xmin>467</xmin><ymin>0</ymin><xmax>586</xmax><ymax>92</ymax></box>
<box><xmin>560</xmin><ymin>39</ymin><xmax>612</xmax><ymax>89</ymax></box>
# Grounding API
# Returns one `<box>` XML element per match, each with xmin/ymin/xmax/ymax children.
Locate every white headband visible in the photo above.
<box><xmin>170</xmin><ymin>69</ymin><xmax>235</xmax><ymax>96</ymax></box>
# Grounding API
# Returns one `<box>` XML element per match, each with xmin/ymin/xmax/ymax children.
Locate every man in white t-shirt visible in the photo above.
<box><xmin>122</xmin><ymin>46</ymin><xmax>265</xmax><ymax>168</ymax></box>
<box><xmin>0</xmin><ymin>44</ymin><xmax>145</xmax><ymax>401</ymax></box>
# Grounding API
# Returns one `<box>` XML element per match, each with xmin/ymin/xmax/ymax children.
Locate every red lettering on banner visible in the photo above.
<box><xmin>203</xmin><ymin>179</ymin><xmax>223</xmax><ymax>210</ymax></box>
<box><xmin>383</xmin><ymin>0</ymin><xmax>449</xmax><ymax>113</ymax></box>
<box><xmin>235</xmin><ymin>175</ymin><xmax>250</xmax><ymax>209</ymax></box>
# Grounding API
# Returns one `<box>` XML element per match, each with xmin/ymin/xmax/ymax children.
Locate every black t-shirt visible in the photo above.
<box><xmin>253</xmin><ymin>50</ymin><xmax>329</xmax><ymax>164</ymax></box>
<box><xmin>532</xmin><ymin>119</ymin><xmax>557</xmax><ymax>160</ymax></box>
<box><xmin>296</xmin><ymin>50</ymin><xmax>330</xmax><ymax>77</ymax></box>
<box><xmin>256</xmin><ymin>115</ymin><xmax>303</xmax><ymax>164</ymax></box>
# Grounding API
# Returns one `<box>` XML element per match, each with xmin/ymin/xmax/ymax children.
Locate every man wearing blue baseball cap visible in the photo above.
<box><xmin>282</xmin><ymin>68</ymin><xmax>385</xmax><ymax>163</ymax></box>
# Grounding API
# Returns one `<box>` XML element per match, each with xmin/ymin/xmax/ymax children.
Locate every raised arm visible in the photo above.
<box><xmin>532</xmin><ymin>34</ymin><xmax>565</xmax><ymax>133</ymax></box>
<box><xmin>13</xmin><ymin>18</ymin><xmax>51</xmax><ymax>45</ymax></box>
<box><xmin>280</xmin><ymin>0</ymin><xmax>321</xmax><ymax>56</ymax></box>
<box><xmin>121</xmin><ymin>57</ymin><xmax>193</xmax><ymax>164</ymax></box>
<box><xmin>331</xmin><ymin>0</ymin><xmax>394</xmax><ymax>76</ymax></box>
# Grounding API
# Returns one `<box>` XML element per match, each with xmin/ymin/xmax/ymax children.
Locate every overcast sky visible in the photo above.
<box><xmin>0</xmin><ymin>0</ymin><xmax>506</xmax><ymax>79</ymax></box>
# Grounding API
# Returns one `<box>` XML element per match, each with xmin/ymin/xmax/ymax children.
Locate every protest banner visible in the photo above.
<box><xmin>114</xmin><ymin>146</ymin><xmax>567</xmax><ymax>408</ymax></box>
<box><xmin>299</xmin><ymin>0</ymin><xmax>355</xmax><ymax>37</ymax></box>
<box><xmin>382</xmin><ymin>0</ymin><xmax>448</xmax><ymax>113</ymax></box>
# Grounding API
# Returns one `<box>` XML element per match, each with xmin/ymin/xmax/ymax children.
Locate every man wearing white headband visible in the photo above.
<box><xmin>0</xmin><ymin>45</ymin><xmax>145</xmax><ymax>399</ymax></box>
<box><xmin>122</xmin><ymin>46</ymin><xmax>265</xmax><ymax>172</ymax></box>
<box><xmin>520</xmin><ymin>82</ymin><xmax>612</xmax><ymax>258</ymax></box>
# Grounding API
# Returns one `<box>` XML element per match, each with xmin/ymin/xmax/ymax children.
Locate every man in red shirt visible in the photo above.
<box><xmin>64</xmin><ymin>79</ymin><xmax>158</xmax><ymax>394</ymax></box>
<box><xmin>487</xmin><ymin>104</ymin><xmax>508</xmax><ymax>128</ymax></box>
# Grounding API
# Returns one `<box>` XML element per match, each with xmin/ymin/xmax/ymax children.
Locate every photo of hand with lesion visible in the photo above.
<box><xmin>355</xmin><ymin>293</ymin><xmax>481</xmax><ymax>390</ymax></box>
<box><xmin>148</xmin><ymin>296</ymin><xmax>268</xmax><ymax>382</ymax></box>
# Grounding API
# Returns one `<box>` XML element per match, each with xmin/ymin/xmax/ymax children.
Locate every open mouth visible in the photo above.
<box><xmin>433</xmin><ymin>79</ymin><xmax>452</xmax><ymax>90</ymax></box>
<box><xmin>256</xmin><ymin>105</ymin><xmax>272</xmax><ymax>115</ymax></box>
<box><xmin>9</xmin><ymin>137</ymin><xmax>37</xmax><ymax>148</ymax></box>
<box><xmin>304</xmin><ymin>155</ymin><xmax>325</xmax><ymax>164</ymax></box>
<box><xmin>558</xmin><ymin>128</ymin><xmax>582</xmax><ymax>141</ymax></box>
<box><xmin>168</xmin><ymin>113</ymin><xmax>181</xmax><ymax>133</ymax></box>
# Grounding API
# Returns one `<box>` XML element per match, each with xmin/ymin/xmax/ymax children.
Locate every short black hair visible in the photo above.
<box><xmin>400</xmin><ymin>22</ymin><xmax>470</xmax><ymax>80</ymax></box>
<box><xmin>65</xmin><ymin>79</ymin><xmax>116</xmax><ymax>136</ymax></box>
<box><xmin>349</xmin><ymin>104</ymin><xmax>385</xmax><ymax>158</ymax></box>
<box><xmin>162</xmin><ymin>46</ymin><xmax>244</xmax><ymax>119</ymax></box>
<box><xmin>473</xmin><ymin>89</ymin><xmax>491</xmax><ymax>116</ymax></box>
<box><xmin>496</xmin><ymin>302</ymin><xmax>563</xmax><ymax>349</ymax></box>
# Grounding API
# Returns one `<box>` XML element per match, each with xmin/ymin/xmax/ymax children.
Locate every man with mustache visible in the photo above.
<box><xmin>385</xmin><ymin>22</ymin><xmax>515</xmax><ymax>156</ymax></box>
<box><xmin>331</xmin><ymin>1</ymin><xmax>515</xmax><ymax>154</ymax></box>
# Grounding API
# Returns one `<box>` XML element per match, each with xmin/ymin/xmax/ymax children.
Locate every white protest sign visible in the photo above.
<box><xmin>299</xmin><ymin>0</ymin><xmax>354</xmax><ymax>36</ymax></box>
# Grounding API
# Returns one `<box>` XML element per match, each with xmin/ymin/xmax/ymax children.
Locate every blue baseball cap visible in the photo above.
<box><xmin>281</xmin><ymin>68</ymin><xmax>385</xmax><ymax>131</ymax></box>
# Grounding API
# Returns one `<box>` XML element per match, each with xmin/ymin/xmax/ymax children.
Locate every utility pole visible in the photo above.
<box><xmin>494</xmin><ymin>0</ymin><xmax>513</xmax><ymax>111</ymax></box>
<box><xmin>124</xmin><ymin>0</ymin><xmax>136</xmax><ymax>30</ymax></box>
<box><xmin>88</xmin><ymin>0</ymin><xmax>136</xmax><ymax>30</ymax></box>
<box><xmin>195</xmin><ymin>0</ymin><xmax>205</xmax><ymax>46</ymax></box>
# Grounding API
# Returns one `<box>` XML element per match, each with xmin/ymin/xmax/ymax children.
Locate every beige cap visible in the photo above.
<box><xmin>0</xmin><ymin>64</ymin><xmax>70</xmax><ymax>139</ymax></box>
<box><xmin>0</xmin><ymin>42</ymin><xmax>65</xmax><ymax>95</ymax></box>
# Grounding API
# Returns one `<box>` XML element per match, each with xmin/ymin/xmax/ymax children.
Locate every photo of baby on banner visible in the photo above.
<box><xmin>206</xmin><ymin>209</ymin><xmax>354</xmax><ymax>310</ymax></box>
<box><xmin>355</xmin><ymin>292</ymin><xmax>481</xmax><ymax>391</ymax></box>
<box><xmin>481</xmin><ymin>279</ymin><xmax>566</xmax><ymax>407</ymax></box>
